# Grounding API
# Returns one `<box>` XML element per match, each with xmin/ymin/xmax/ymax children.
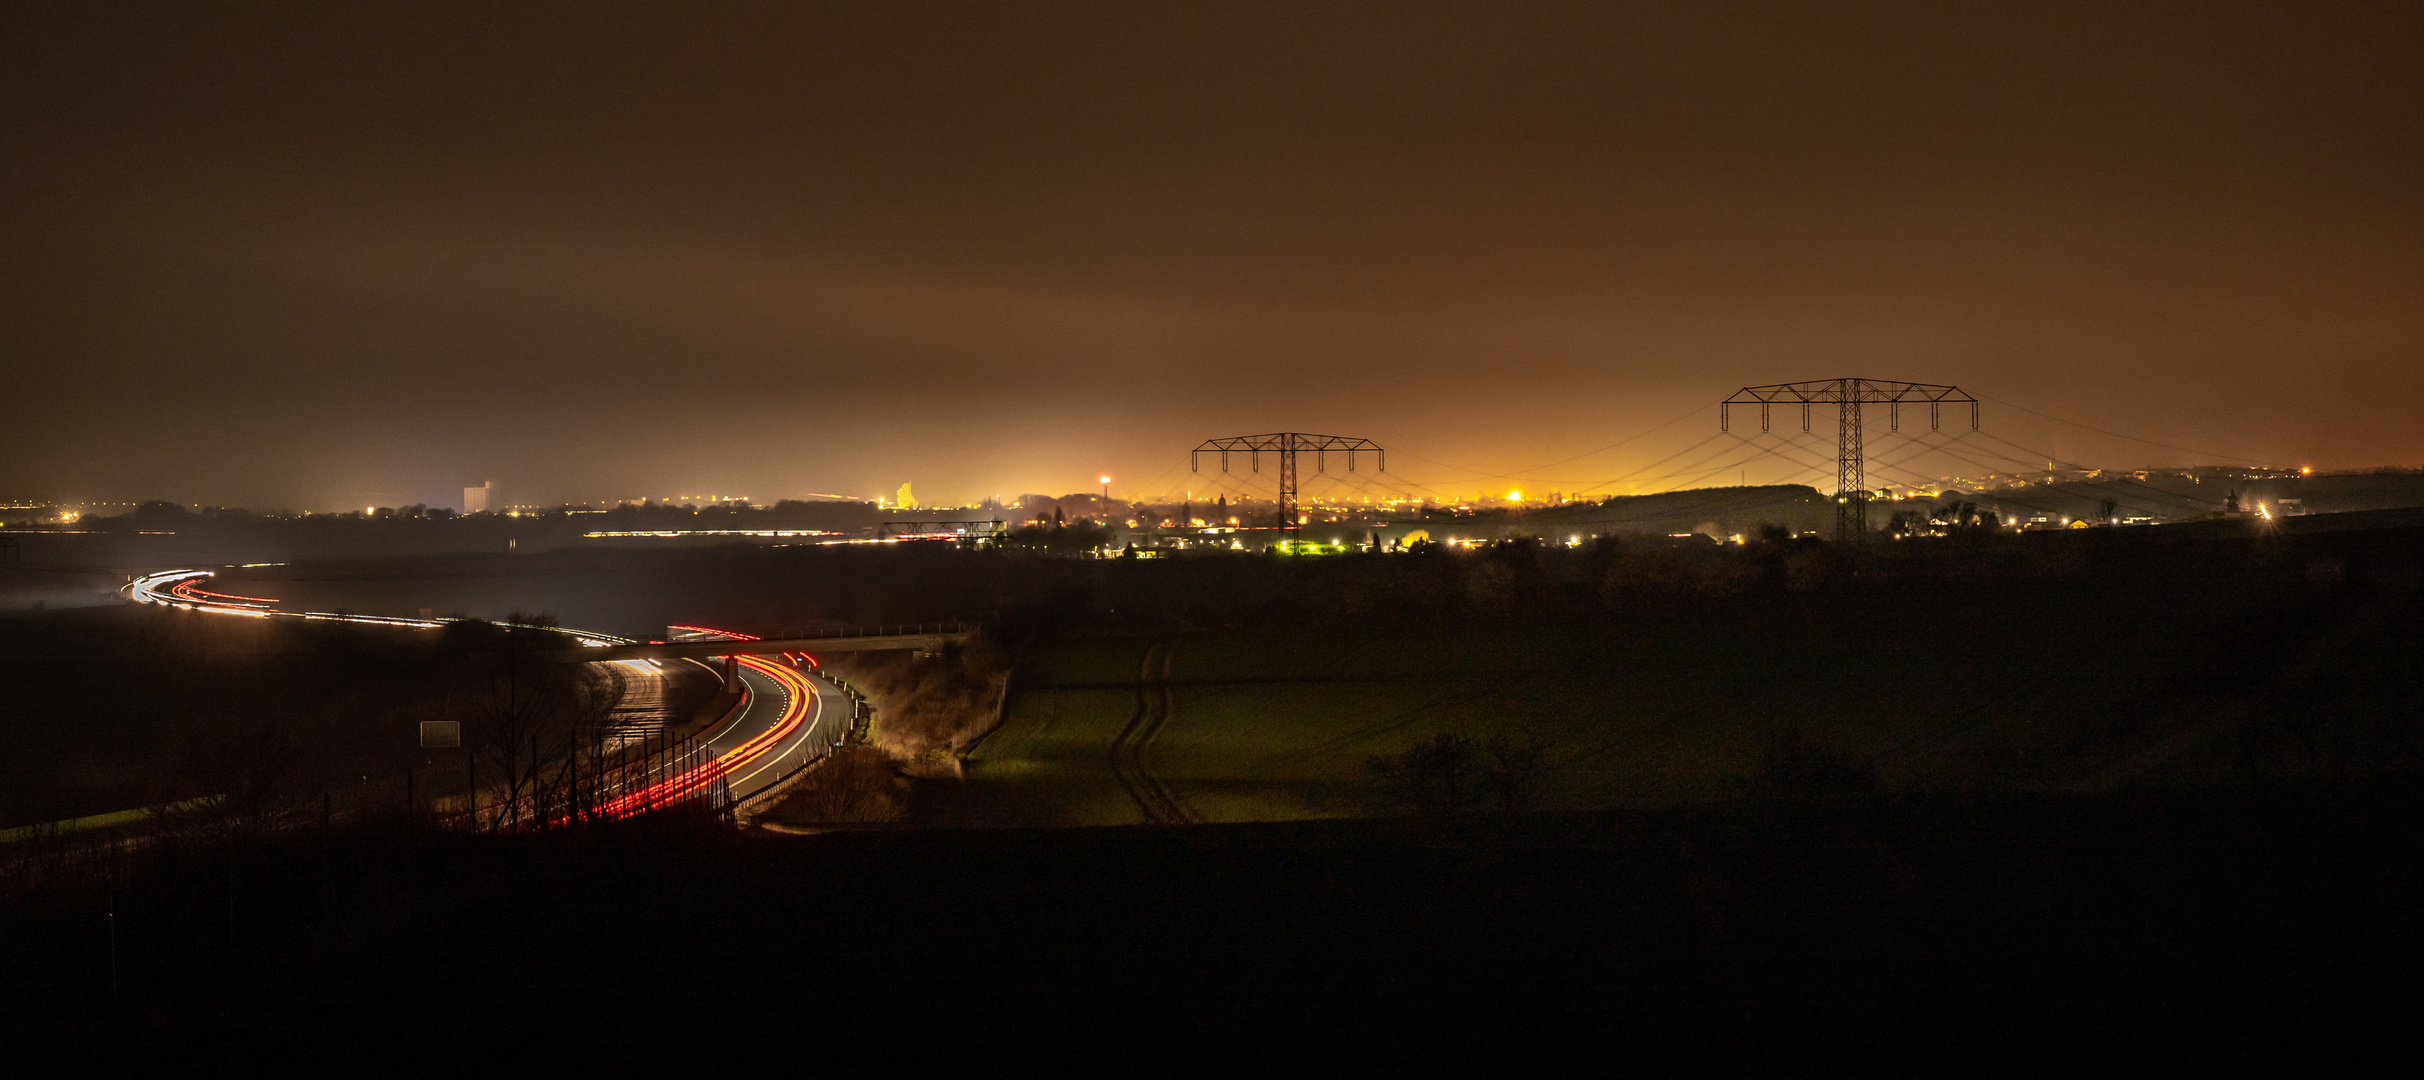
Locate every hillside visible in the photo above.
<box><xmin>954</xmin><ymin>515</ymin><xmax>2424</xmax><ymax>826</ymax></box>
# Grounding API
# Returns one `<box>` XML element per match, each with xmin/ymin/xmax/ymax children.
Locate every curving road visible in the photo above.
<box><xmin>717</xmin><ymin>655</ymin><xmax>854</xmax><ymax>803</ymax></box>
<box><xmin>128</xmin><ymin>569</ymin><xmax>849</xmax><ymax>819</ymax></box>
<box><xmin>598</xmin><ymin>649</ymin><xmax>852</xmax><ymax>814</ymax></box>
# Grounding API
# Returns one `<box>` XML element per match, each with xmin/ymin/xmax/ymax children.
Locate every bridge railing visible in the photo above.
<box><xmin>754</xmin><ymin>622</ymin><xmax>975</xmax><ymax>641</ymax></box>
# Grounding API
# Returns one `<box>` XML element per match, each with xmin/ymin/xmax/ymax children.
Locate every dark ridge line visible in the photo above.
<box><xmin>1032</xmin><ymin>668</ymin><xmax>1581</xmax><ymax>691</ymax></box>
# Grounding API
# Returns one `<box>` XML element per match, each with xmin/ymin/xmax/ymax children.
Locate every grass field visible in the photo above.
<box><xmin>961</xmin><ymin>574</ymin><xmax>2424</xmax><ymax>826</ymax></box>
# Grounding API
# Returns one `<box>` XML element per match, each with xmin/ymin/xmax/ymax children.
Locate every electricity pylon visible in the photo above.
<box><xmin>1192</xmin><ymin>432</ymin><xmax>1385</xmax><ymax>538</ymax></box>
<box><xmin>1721</xmin><ymin>379</ymin><xmax>1978</xmax><ymax>543</ymax></box>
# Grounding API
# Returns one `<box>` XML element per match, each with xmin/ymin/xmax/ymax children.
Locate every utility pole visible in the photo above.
<box><xmin>1721</xmin><ymin>379</ymin><xmax>1978</xmax><ymax>544</ymax></box>
<box><xmin>1191</xmin><ymin>432</ymin><xmax>1385</xmax><ymax>541</ymax></box>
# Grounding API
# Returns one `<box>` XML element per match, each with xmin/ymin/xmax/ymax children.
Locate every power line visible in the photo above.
<box><xmin>1871</xmin><ymin>441</ymin><xmax>2206</xmax><ymax>521</ymax></box>
<box><xmin>1980</xmin><ymin>394</ymin><xmax>2286</xmax><ymax>468</ymax></box>
<box><xmin>1571</xmin><ymin>431</ymin><xmax>1733</xmax><ymax>495</ymax></box>
<box><xmin>1721</xmin><ymin>378</ymin><xmax>1980</xmax><ymax>542</ymax></box>
<box><xmin>1958</xmin><ymin>431</ymin><xmax>2230</xmax><ymax>511</ymax></box>
<box><xmin>1846</xmin><ymin>424</ymin><xmax>2231</xmax><ymax>519</ymax></box>
<box><xmin>1633</xmin><ymin>437</ymin><xmax>1783</xmax><ymax>493</ymax></box>
<box><xmin>1385</xmin><ymin>398</ymin><xmax>1723</xmax><ymax>484</ymax></box>
<box><xmin>1644</xmin><ymin>434</ymin><xmax>1825</xmax><ymax>494</ymax></box>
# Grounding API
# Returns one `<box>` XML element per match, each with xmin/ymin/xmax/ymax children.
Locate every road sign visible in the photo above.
<box><xmin>420</xmin><ymin>720</ymin><xmax>461</xmax><ymax>748</ymax></box>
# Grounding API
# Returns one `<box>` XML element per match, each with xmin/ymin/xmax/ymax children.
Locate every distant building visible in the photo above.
<box><xmin>464</xmin><ymin>481</ymin><xmax>495</xmax><ymax>513</ymax></box>
<box><xmin>896</xmin><ymin>482</ymin><xmax>918</xmax><ymax>510</ymax></box>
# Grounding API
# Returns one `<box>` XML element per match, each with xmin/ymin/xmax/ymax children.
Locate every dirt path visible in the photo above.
<box><xmin>1107</xmin><ymin>639</ymin><xmax>1192</xmax><ymax>823</ymax></box>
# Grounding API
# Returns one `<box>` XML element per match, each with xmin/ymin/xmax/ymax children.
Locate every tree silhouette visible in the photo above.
<box><xmin>1368</xmin><ymin>732</ymin><xmax>1554</xmax><ymax>816</ymax></box>
<box><xmin>447</xmin><ymin>614</ymin><xmax>621</xmax><ymax>828</ymax></box>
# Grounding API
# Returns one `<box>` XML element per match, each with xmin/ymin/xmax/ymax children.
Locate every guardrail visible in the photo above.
<box><xmin>751</xmin><ymin>622</ymin><xmax>973</xmax><ymax>641</ymax></box>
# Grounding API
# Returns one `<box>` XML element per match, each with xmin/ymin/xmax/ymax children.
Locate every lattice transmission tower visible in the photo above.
<box><xmin>1193</xmin><ymin>432</ymin><xmax>1385</xmax><ymax>538</ymax></box>
<box><xmin>1722</xmin><ymin>379</ymin><xmax>1978</xmax><ymax>543</ymax></box>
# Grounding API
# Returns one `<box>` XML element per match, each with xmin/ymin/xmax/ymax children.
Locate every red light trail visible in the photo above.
<box><xmin>588</xmin><ymin>627</ymin><xmax>818</xmax><ymax>820</ymax></box>
<box><xmin>169</xmin><ymin>579</ymin><xmax>282</xmax><ymax>607</ymax></box>
<box><xmin>127</xmin><ymin>571</ymin><xmax>830</xmax><ymax>828</ymax></box>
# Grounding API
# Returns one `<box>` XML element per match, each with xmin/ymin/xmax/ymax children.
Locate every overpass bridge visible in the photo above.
<box><xmin>557</xmin><ymin>623</ymin><xmax>975</xmax><ymax>665</ymax></box>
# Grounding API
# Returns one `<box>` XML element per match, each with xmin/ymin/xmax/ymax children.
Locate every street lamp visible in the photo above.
<box><xmin>1100</xmin><ymin>476</ymin><xmax>1111</xmax><ymax>502</ymax></box>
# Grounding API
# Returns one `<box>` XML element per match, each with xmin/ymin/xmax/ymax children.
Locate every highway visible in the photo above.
<box><xmin>595</xmin><ymin>647</ymin><xmax>852</xmax><ymax>815</ymax></box>
<box><xmin>127</xmin><ymin>569</ymin><xmax>850</xmax><ymax>820</ymax></box>
<box><xmin>716</xmin><ymin>655</ymin><xmax>854</xmax><ymax>803</ymax></box>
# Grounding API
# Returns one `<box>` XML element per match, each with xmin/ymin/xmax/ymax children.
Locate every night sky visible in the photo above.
<box><xmin>4</xmin><ymin>3</ymin><xmax>2418</xmax><ymax>510</ymax></box>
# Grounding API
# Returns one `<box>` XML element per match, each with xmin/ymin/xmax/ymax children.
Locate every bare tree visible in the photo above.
<box><xmin>176</xmin><ymin>714</ymin><xmax>305</xmax><ymax>835</ymax></box>
<box><xmin>448</xmin><ymin>614</ymin><xmax>621</xmax><ymax>829</ymax></box>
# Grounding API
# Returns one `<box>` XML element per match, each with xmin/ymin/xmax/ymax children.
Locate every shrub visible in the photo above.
<box><xmin>1367</xmin><ymin>732</ymin><xmax>1554</xmax><ymax>816</ymax></box>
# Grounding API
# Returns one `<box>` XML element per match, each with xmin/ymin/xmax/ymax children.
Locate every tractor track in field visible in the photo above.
<box><xmin>1107</xmin><ymin>638</ymin><xmax>1193</xmax><ymax>824</ymax></box>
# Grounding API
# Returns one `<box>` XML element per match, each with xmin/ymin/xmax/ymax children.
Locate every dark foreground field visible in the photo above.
<box><xmin>7</xmin><ymin>782</ymin><xmax>2419</xmax><ymax>1070</ymax></box>
<box><xmin>7</xmin><ymin>515</ymin><xmax>2422</xmax><ymax>1068</ymax></box>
